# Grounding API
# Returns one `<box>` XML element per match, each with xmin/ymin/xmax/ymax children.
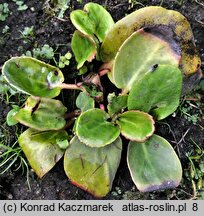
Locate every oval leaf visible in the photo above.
<box><xmin>70</xmin><ymin>3</ymin><xmax>114</xmax><ymax>42</ymax></box>
<box><xmin>2</xmin><ymin>57</ymin><xmax>64</xmax><ymax>98</ymax></box>
<box><xmin>117</xmin><ymin>111</ymin><xmax>155</xmax><ymax>142</ymax></box>
<box><xmin>64</xmin><ymin>136</ymin><xmax>122</xmax><ymax>197</ymax></box>
<box><xmin>112</xmin><ymin>29</ymin><xmax>180</xmax><ymax>92</ymax></box>
<box><xmin>71</xmin><ymin>31</ymin><xmax>97</xmax><ymax>69</ymax></box>
<box><xmin>76</xmin><ymin>108</ymin><xmax>120</xmax><ymax>147</ymax></box>
<box><xmin>101</xmin><ymin>6</ymin><xmax>201</xmax><ymax>75</ymax></box>
<box><xmin>127</xmin><ymin>134</ymin><xmax>182</xmax><ymax>192</ymax></box>
<box><xmin>14</xmin><ymin>96</ymin><xmax>67</xmax><ymax>131</ymax></box>
<box><xmin>76</xmin><ymin>92</ymin><xmax>95</xmax><ymax>112</ymax></box>
<box><xmin>19</xmin><ymin>129</ymin><xmax>69</xmax><ymax>178</ymax></box>
<box><xmin>128</xmin><ymin>65</ymin><xmax>182</xmax><ymax>120</ymax></box>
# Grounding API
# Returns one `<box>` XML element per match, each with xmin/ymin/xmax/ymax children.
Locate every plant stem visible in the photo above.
<box><xmin>99</xmin><ymin>69</ymin><xmax>110</xmax><ymax>77</ymax></box>
<box><xmin>99</xmin><ymin>103</ymin><xmax>105</xmax><ymax>111</ymax></box>
<box><xmin>59</xmin><ymin>83</ymin><xmax>84</xmax><ymax>91</ymax></box>
<box><xmin>64</xmin><ymin>110</ymin><xmax>81</xmax><ymax>119</ymax></box>
<box><xmin>64</xmin><ymin>118</ymin><xmax>76</xmax><ymax>130</ymax></box>
<box><xmin>98</xmin><ymin>62</ymin><xmax>113</xmax><ymax>77</ymax></box>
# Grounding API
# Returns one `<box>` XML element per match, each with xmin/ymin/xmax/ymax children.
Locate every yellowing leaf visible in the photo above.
<box><xmin>101</xmin><ymin>6</ymin><xmax>201</xmax><ymax>75</ymax></box>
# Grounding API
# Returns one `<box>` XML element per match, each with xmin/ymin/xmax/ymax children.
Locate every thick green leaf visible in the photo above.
<box><xmin>2</xmin><ymin>57</ymin><xmax>64</xmax><ymax>98</ymax></box>
<box><xmin>127</xmin><ymin>134</ymin><xmax>182</xmax><ymax>192</ymax></box>
<box><xmin>117</xmin><ymin>111</ymin><xmax>155</xmax><ymax>142</ymax></box>
<box><xmin>14</xmin><ymin>96</ymin><xmax>67</xmax><ymax>131</ymax></box>
<box><xmin>64</xmin><ymin>136</ymin><xmax>122</xmax><ymax>197</ymax></box>
<box><xmin>70</xmin><ymin>2</ymin><xmax>114</xmax><ymax>42</ymax></box>
<box><xmin>76</xmin><ymin>92</ymin><xmax>95</xmax><ymax>112</ymax></box>
<box><xmin>76</xmin><ymin>108</ymin><xmax>120</xmax><ymax>147</ymax></box>
<box><xmin>111</xmin><ymin>29</ymin><xmax>180</xmax><ymax>92</ymax></box>
<box><xmin>19</xmin><ymin>129</ymin><xmax>69</xmax><ymax>178</ymax></box>
<box><xmin>71</xmin><ymin>31</ymin><xmax>97</xmax><ymax>69</ymax></box>
<box><xmin>70</xmin><ymin>10</ymin><xmax>95</xmax><ymax>36</ymax></box>
<box><xmin>128</xmin><ymin>65</ymin><xmax>182</xmax><ymax>120</ymax></box>
<box><xmin>6</xmin><ymin>105</ymin><xmax>20</xmax><ymax>126</ymax></box>
<box><xmin>107</xmin><ymin>93</ymin><xmax>128</xmax><ymax>115</ymax></box>
<box><xmin>101</xmin><ymin>6</ymin><xmax>201</xmax><ymax>75</ymax></box>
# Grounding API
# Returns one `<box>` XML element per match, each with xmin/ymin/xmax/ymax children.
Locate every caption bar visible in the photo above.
<box><xmin>0</xmin><ymin>200</ymin><xmax>202</xmax><ymax>215</ymax></box>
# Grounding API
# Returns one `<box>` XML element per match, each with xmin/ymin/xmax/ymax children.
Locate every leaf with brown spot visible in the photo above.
<box><xmin>110</xmin><ymin>29</ymin><xmax>180</xmax><ymax>92</ymax></box>
<box><xmin>14</xmin><ymin>96</ymin><xmax>67</xmax><ymax>131</ymax></box>
<box><xmin>101</xmin><ymin>6</ymin><xmax>201</xmax><ymax>76</ymax></box>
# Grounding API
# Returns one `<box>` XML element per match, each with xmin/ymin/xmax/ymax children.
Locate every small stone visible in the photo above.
<box><xmin>7</xmin><ymin>193</ymin><xmax>13</xmax><ymax>199</ymax></box>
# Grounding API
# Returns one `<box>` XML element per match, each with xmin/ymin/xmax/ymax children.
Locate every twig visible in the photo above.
<box><xmin>175</xmin><ymin>128</ymin><xmax>191</xmax><ymax>145</ymax></box>
<box><xmin>158</xmin><ymin>122</ymin><xmax>177</xmax><ymax>143</ymax></box>
<box><xmin>54</xmin><ymin>16</ymin><xmax>68</xmax><ymax>22</ymax></box>
<box><xmin>113</xmin><ymin>3</ymin><xmax>129</xmax><ymax>9</ymax></box>
<box><xmin>184</xmin><ymin>98</ymin><xmax>200</xmax><ymax>102</ymax></box>
<box><xmin>171</xmin><ymin>128</ymin><xmax>191</xmax><ymax>158</ymax></box>
<box><xmin>189</xmin><ymin>102</ymin><xmax>200</xmax><ymax>109</ymax></box>
<box><xmin>158</xmin><ymin>121</ymin><xmax>182</xmax><ymax>157</ymax></box>
<box><xmin>198</xmin><ymin>124</ymin><xmax>204</xmax><ymax>130</ymax></box>
<box><xmin>176</xmin><ymin>188</ymin><xmax>193</xmax><ymax>198</ymax></box>
<box><xmin>195</xmin><ymin>16</ymin><xmax>204</xmax><ymax>26</ymax></box>
<box><xmin>195</xmin><ymin>0</ymin><xmax>204</xmax><ymax>7</ymax></box>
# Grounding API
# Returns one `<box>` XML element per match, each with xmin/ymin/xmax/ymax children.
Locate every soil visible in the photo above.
<box><xmin>0</xmin><ymin>0</ymin><xmax>204</xmax><ymax>200</ymax></box>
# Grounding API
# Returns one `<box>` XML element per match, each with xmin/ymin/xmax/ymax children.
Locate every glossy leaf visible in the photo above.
<box><xmin>111</xmin><ymin>29</ymin><xmax>180</xmax><ymax>92</ymax></box>
<box><xmin>76</xmin><ymin>108</ymin><xmax>120</xmax><ymax>147</ymax></box>
<box><xmin>70</xmin><ymin>2</ymin><xmax>114</xmax><ymax>42</ymax></box>
<box><xmin>107</xmin><ymin>93</ymin><xmax>128</xmax><ymax>115</ymax></box>
<box><xmin>6</xmin><ymin>105</ymin><xmax>20</xmax><ymax>126</ymax></box>
<box><xmin>14</xmin><ymin>96</ymin><xmax>67</xmax><ymax>131</ymax></box>
<box><xmin>19</xmin><ymin>129</ymin><xmax>68</xmax><ymax>178</ymax></box>
<box><xmin>128</xmin><ymin>65</ymin><xmax>182</xmax><ymax>120</ymax></box>
<box><xmin>64</xmin><ymin>136</ymin><xmax>122</xmax><ymax>197</ymax></box>
<box><xmin>2</xmin><ymin>57</ymin><xmax>64</xmax><ymax>98</ymax></box>
<box><xmin>127</xmin><ymin>134</ymin><xmax>182</xmax><ymax>192</ymax></box>
<box><xmin>117</xmin><ymin>111</ymin><xmax>155</xmax><ymax>142</ymax></box>
<box><xmin>71</xmin><ymin>31</ymin><xmax>97</xmax><ymax>69</ymax></box>
<box><xmin>76</xmin><ymin>92</ymin><xmax>95</xmax><ymax>112</ymax></box>
<box><xmin>101</xmin><ymin>6</ymin><xmax>201</xmax><ymax>75</ymax></box>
